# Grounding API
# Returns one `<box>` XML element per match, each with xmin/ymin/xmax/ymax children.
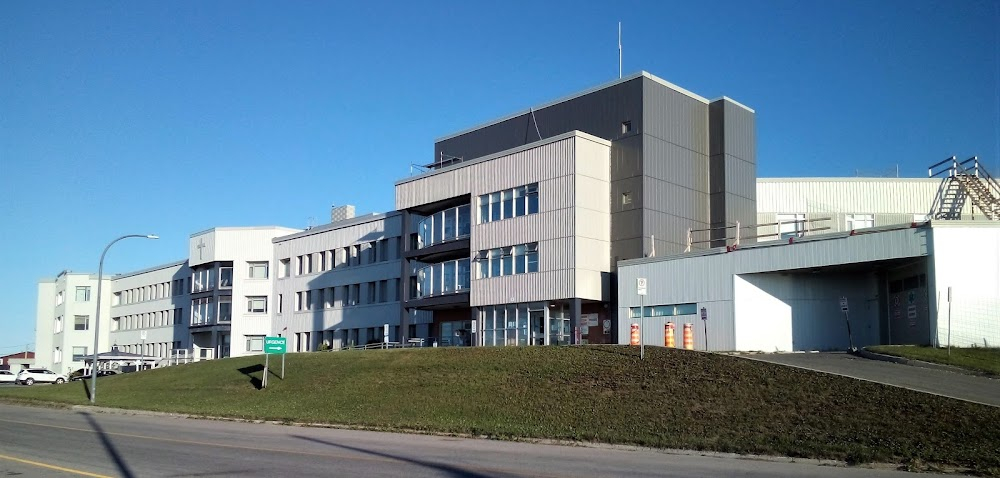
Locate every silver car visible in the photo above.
<box><xmin>16</xmin><ymin>368</ymin><xmax>68</xmax><ymax>385</ymax></box>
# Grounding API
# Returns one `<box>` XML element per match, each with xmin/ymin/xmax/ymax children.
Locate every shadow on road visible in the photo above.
<box><xmin>291</xmin><ymin>434</ymin><xmax>493</xmax><ymax>478</ymax></box>
<box><xmin>237</xmin><ymin>364</ymin><xmax>264</xmax><ymax>390</ymax></box>
<box><xmin>80</xmin><ymin>412</ymin><xmax>136</xmax><ymax>478</ymax></box>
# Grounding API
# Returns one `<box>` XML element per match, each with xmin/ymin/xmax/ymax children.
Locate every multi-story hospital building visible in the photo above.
<box><xmin>34</xmin><ymin>72</ymin><xmax>999</xmax><ymax>373</ymax></box>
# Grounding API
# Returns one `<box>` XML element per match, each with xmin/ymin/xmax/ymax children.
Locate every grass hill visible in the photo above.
<box><xmin>2</xmin><ymin>346</ymin><xmax>998</xmax><ymax>474</ymax></box>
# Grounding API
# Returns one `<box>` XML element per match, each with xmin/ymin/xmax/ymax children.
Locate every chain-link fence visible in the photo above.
<box><xmin>938</xmin><ymin>291</ymin><xmax>1000</xmax><ymax>349</ymax></box>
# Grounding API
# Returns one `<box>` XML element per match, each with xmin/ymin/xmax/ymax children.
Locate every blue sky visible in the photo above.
<box><xmin>1</xmin><ymin>1</ymin><xmax>997</xmax><ymax>353</ymax></box>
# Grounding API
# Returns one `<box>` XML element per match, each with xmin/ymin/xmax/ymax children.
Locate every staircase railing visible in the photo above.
<box><xmin>928</xmin><ymin>156</ymin><xmax>1000</xmax><ymax>221</ymax></box>
<box><xmin>956</xmin><ymin>156</ymin><xmax>1000</xmax><ymax>204</ymax></box>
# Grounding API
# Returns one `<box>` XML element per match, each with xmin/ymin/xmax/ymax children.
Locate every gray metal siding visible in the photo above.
<box><xmin>434</xmin><ymin>78</ymin><xmax>644</xmax><ymax>164</ymax></box>
<box><xmin>708</xmin><ymin>99</ymin><xmax>756</xmax><ymax>247</ymax></box>
<box><xmin>619</xmin><ymin>227</ymin><xmax>930</xmax><ymax>350</ymax></box>
<box><xmin>723</xmin><ymin>101</ymin><xmax>756</xmax><ymax>164</ymax></box>
<box><xmin>641</xmin><ymin>77</ymin><xmax>710</xmax><ymax>156</ymax></box>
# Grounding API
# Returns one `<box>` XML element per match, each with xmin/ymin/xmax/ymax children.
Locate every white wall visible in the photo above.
<box><xmin>734</xmin><ymin>272</ymin><xmax>880</xmax><ymax>352</ymax></box>
<box><xmin>930</xmin><ymin>224</ymin><xmax>1000</xmax><ymax>348</ymax></box>
<box><xmin>33</xmin><ymin>280</ymin><xmax>55</xmax><ymax>369</ymax></box>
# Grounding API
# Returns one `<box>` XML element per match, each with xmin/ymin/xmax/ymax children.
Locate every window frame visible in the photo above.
<box><xmin>247</xmin><ymin>296</ymin><xmax>267</xmax><ymax>314</ymax></box>
<box><xmin>248</xmin><ymin>261</ymin><xmax>269</xmax><ymax>279</ymax></box>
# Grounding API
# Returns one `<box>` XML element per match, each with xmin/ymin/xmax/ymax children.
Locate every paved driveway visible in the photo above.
<box><xmin>741</xmin><ymin>352</ymin><xmax>1000</xmax><ymax>407</ymax></box>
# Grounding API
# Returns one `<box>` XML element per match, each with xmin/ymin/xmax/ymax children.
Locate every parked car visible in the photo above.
<box><xmin>70</xmin><ymin>370</ymin><xmax>119</xmax><ymax>381</ymax></box>
<box><xmin>0</xmin><ymin>370</ymin><xmax>17</xmax><ymax>384</ymax></box>
<box><xmin>15</xmin><ymin>368</ymin><xmax>68</xmax><ymax>385</ymax></box>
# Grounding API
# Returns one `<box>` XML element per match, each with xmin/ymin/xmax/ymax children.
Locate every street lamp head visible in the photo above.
<box><xmin>146</xmin><ymin>234</ymin><xmax>160</xmax><ymax>239</ymax></box>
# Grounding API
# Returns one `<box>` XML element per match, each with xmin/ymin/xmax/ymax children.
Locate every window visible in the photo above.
<box><xmin>622</xmin><ymin>192</ymin><xmax>632</xmax><ymax>205</ymax></box>
<box><xmin>278</xmin><ymin>294</ymin><xmax>284</xmax><ymax>313</ymax></box>
<box><xmin>279</xmin><ymin>258</ymin><xmax>290</xmax><ymax>278</ymax></box>
<box><xmin>75</xmin><ymin>286</ymin><xmax>91</xmax><ymax>302</ymax></box>
<box><xmin>111</xmin><ymin>317</ymin><xmax>120</xmax><ymax>331</ymax></box>
<box><xmin>477</xmin><ymin>243</ymin><xmax>539</xmax><ymax>278</ymax></box>
<box><xmin>622</xmin><ymin>121</ymin><xmax>632</xmax><ymax>134</ymax></box>
<box><xmin>72</xmin><ymin>346</ymin><xmax>87</xmax><ymax>362</ymax></box>
<box><xmin>191</xmin><ymin>298</ymin><xmax>214</xmax><ymax>325</ymax></box>
<box><xmin>247</xmin><ymin>296</ymin><xmax>267</xmax><ymax>313</ymax></box>
<box><xmin>629</xmin><ymin>303</ymin><xmax>698</xmax><ymax>318</ymax></box>
<box><xmin>246</xmin><ymin>336</ymin><xmax>264</xmax><ymax>352</ymax></box>
<box><xmin>846</xmin><ymin>214</ymin><xmax>874</xmax><ymax>231</ymax></box>
<box><xmin>777</xmin><ymin>214</ymin><xmax>806</xmax><ymax>240</ymax></box>
<box><xmin>417</xmin><ymin>205</ymin><xmax>471</xmax><ymax>249</ymax></box>
<box><xmin>366</xmin><ymin>282</ymin><xmax>376</xmax><ymax>304</ymax></box>
<box><xmin>191</xmin><ymin>268</ymin><xmax>215</xmax><ymax>293</ymax></box>
<box><xmin>54</xmin><ymin>347</ymin><xmax>61</xmax><ymax>363</ymax></box>
<box><xmin>479</xmin><ymin>183</ymin><xmax>539</xmax><ymax>224</ymax></box>
<box><xmin>54</xmin><ymin>316</ymin><xmax>63</xmax><ymax>333</ymax></box>
<box><xmin>248</xmin><ymin>261</ymin><xmax>269</xmax><ymax>279</ymax></box>
<box><xmin>74</xmin><ymin>315</ymin><xmax>89</xmax><ymax>331</ymax></box>
<box><xmin>56</xmin><ymin>291</ymin><xmax>64</xmax><ymax>305</ymax></box>
<box><xmin>219</xmin><ymin>267</ymin><xmax>233</xmax><ymax>288</ymax></box>
<box><xmin>219</xmin><ymin>298</ymin><xmax>232</xmax><ymax>322</ymax></box>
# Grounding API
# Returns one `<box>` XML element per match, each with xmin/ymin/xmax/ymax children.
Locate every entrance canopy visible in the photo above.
<box><xmin>83</xmin><ymin>347</ymin><xmax>159</xmax><ymax>372</ymax></box>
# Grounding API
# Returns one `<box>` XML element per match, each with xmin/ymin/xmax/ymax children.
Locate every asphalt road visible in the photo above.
<box><xmin>0</xmin><ymin>404</ymin><xmax>941</xmax><ymax>478</ymax></box>
<box><xmin>743</xmin><ymin>352</ymin><xmax>1000</xmax><ymax>407</ymax></box>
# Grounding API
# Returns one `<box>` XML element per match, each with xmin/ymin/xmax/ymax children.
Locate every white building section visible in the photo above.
<box><xmin>34</xmin><ymin>271</ymin><xmax>110</xmax><ymax>374</ymax></box>
<box><xmin>187</xmin><ymin>226</ymin><xmax>301</xmax><ymax>360</ymax></box>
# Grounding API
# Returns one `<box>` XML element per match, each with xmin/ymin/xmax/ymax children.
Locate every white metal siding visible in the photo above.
<box><xmin>929</xmin><ymin>225</ymin><xmax>1000</xmax><ymax>348</ymax></box>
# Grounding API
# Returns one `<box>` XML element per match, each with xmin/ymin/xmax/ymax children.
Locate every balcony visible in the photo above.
<box><xmin>414</xmin><ymin>259</ymin><xmax>471</xmax><ymax>300</ymax></box>
<box><xmin>417</xmin><ymin>205</ymin><xmax>471</xmax><ymax>249</ymax></box>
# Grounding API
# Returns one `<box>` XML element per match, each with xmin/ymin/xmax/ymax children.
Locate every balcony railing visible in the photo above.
<box><xmin>415</xmin><ymin>259</ymin><xmax>471</xmax><ymax>299</ymax></box>
<box><xmin>417</xmin><ymin>205</ymin><xmax>471</xmax><ymax>249</ymax></box>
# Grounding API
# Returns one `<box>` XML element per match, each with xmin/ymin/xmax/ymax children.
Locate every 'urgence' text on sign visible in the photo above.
<box><xmin>264</xmin><ymin>336</ymin><xmax>287</xmax><ymax>355</ymax></box>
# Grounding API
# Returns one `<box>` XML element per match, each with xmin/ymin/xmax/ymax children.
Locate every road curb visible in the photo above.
<box><xmin>854</xmin><ymin>349</ymin><xmax>996</xmax><ymax>378</ymax></box>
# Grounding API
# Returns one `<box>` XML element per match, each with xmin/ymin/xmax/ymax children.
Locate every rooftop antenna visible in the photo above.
<box><xmin>618</xmin><ymin>22</ymin><xmax>622</xmax><ymax>79</ymax></box>
<box><xmin>306</xmin><ymin>216</ymin><xmax>316</xmax><ymax>230</ymax></box>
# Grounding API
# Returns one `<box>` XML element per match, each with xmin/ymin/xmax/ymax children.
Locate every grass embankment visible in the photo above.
<box><xmin>1</xmin><ymin>346</ymin><xmax>998</xmax><ymax>474</ymax></box>
<box><xmin>868</xmin><ymin>345</ymin><xmax>1000</xmax><ymax>375</ymax></box>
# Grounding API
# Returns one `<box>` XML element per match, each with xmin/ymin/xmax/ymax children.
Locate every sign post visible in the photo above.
<box><xmin>263</xmin><ymin>336</ymin><xmax>287</xmax><ymax>389</ymax></box>
<box><xmin>840</xmin><ymin>297</ymin><xmax>855</xmax><ymax>351</ymax></box>
<box><xmin>947</xmin><ymin>287</ymin><xmax>952</xmax><ymax>357</ymax></box>
<box><xmin>700</xmin><ymin>307</ymin><xmax>708</xmax><ymax>351</ymax></box>
<box><xmin>637</xmin><ymin>278</ymin><xmax>647</xmax><ymax>360</ymax></box>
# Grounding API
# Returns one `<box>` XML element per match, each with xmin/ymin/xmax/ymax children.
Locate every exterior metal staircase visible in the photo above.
<box><xmin>929</xmin><ymin>156</ymin><xmax>1000</xmax><ymax>221</ymax></box>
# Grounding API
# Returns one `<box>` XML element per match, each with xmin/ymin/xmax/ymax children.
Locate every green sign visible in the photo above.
<box><xmin>264</xmin><ymin>336</ymin><xmax>287</xmax><ymax>354</ymax></box>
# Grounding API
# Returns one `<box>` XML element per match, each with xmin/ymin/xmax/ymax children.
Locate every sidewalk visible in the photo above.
<box><xmin>740</xmin><ymin>351</ymin><xmax>1000</xmax><ymax>407</ymax></box>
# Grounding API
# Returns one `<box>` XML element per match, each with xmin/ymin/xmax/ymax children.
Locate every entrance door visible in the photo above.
<box><xmin>530</xmin><ymin>310</ymin><xmax>545</xmax><ymax>345</ymax></box>
<box><xmin>889</xmin><ymin>272</ymin><xmax>930</xmax><ymax>345</ymax></box>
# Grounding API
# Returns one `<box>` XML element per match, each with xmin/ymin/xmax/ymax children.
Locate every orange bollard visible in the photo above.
<box><xmin>630</xmin><ymin>323</ymin><xmax>640</xmax><ymax>345</ymax></box>
<box><xmin>664</xmin><ymin>322</ymin><xmax>675</xmax><ymax>348</ymax></box>
<box><xmin>683</xmin><ymin>323</ymin><xmax>694</xmax><ymax>350</ymax></box>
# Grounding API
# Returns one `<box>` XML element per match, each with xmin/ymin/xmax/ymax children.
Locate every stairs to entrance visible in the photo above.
<box><xmin>929</xmin><ymin>156</ymin><xmax>1000</xmax><ymax>221</ymax></box>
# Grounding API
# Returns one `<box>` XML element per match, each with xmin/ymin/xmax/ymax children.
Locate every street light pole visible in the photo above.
<box><xmin>90</xmin><ymin>234</ymin><xmax>158</xmax><ymax>404</ymax></box>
